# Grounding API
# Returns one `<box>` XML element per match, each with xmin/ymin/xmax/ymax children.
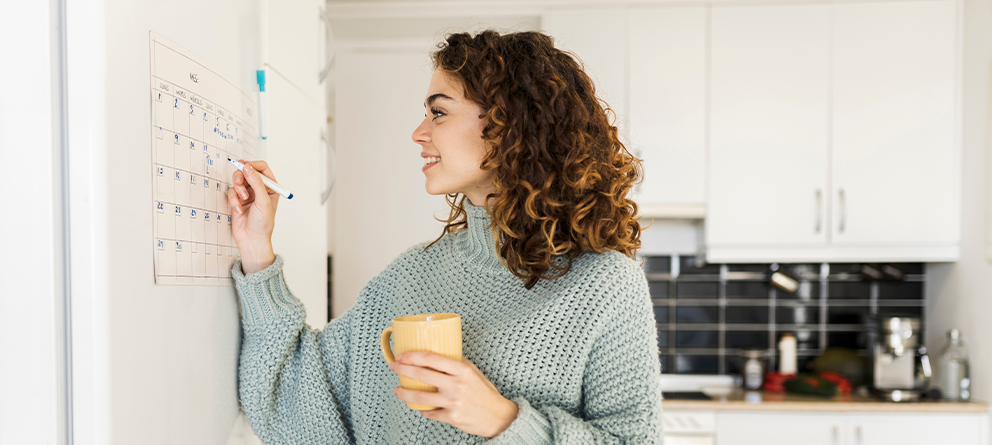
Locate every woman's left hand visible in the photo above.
<box><xmin>389</xmin><ymin>352</ymin><xmax>519</xmax><ymax>438</ymax></box>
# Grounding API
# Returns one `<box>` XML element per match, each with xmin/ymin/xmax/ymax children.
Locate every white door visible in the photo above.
<box><xmin>848</xmin><ymin>413</ymin><xmax>983</xmax><ymax>445</ymax></box>
<box><xmin>707</xmin><ymin>5</ymin><xmax>830</xmax><ymax>248</ymax></box>
<box><xmin>628</xmin><ymin>7</ymin><xmax>707</xmax><ymax>210</ymax></box>
<box><xmin>544</xmin><ymin>7</ymin><xmax>627</xmax><ymax>140</ymax></box>
<box><xmin>262</xmin><ymin>0</ymin><xmax>322</xmax><ymax>101</ymax></box>
<box><xmin>266</xmin><ymin>70</ymin><xmax>328</xmax><ymax>328</ymax></box>
<box><xmin>717</xmin><ymin>412</ymin><xmax>845</xmax><ymax>445</ymax></box>
<box><xmin>830</xmin><ymin>0</ymin><xmax>959</xmax><ymax>247</ymax></box>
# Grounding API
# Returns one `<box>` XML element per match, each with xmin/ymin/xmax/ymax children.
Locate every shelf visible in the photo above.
<box><xmin>637</xmin><ymin>203</ymin><xmax>706</xmax><ymax>220</ymax></box>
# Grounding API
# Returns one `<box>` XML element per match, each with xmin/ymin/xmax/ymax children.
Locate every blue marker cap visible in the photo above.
<box><xmin>256</xmin><ymin>70</ymin><xmax>266</xmax><ymax>92</ymax></box>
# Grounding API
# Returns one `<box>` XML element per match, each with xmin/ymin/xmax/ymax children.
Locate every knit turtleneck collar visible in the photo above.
<box><xmin>456</xmin><ymin>198</ymin><xmax>507</xmax><ymax>274</ymax></box>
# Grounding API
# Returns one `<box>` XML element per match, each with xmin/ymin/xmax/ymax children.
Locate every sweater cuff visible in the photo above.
<box><xmin>485</xmin><ymin>397</ymin><xmax>553</xmax><ymax>445</ymax></box>
<box><xmin>231</xmin><ymin>255</ymin><xmax>304</xmax><ymax>327</ymax></box>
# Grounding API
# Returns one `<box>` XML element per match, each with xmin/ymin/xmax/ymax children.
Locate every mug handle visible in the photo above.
<box><xmin>380</xmin><ymin>326</ymin><xmax>395</xmax><ymax>364</ymax></box>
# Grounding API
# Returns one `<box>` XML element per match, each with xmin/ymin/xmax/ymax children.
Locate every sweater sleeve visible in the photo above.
<box><xmin>234</xmin><ymin>255</ymin><xmax>370</xmax><ymax>445</ymax></box>
<box><xmin>485</xmin><ymin>263</ymin><xmax>664</xmax><ymax>445</ymax></box>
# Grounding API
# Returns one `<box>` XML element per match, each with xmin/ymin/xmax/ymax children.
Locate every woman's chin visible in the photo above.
<box><xmin>424</xmin><ymin>183</ymin><xmax>450</xmax><ymax>196</ymax></box>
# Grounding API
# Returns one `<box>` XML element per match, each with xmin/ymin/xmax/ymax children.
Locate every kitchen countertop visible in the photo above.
<box><xmin>664</xmin><ymin>390</ymin><xmax>989</xmax><ymax>413</ymax></box>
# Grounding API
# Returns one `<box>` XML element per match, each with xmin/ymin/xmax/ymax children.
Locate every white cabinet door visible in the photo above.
<box><xmin>849</xmin><ymin>413</ymin><xmax>984</xmax><ymax>445</ymax></box>
<box><xmin>707</xmin><ymin>5</ymin><xmax>830</xmax><ymax>247</ymax></box>
<box><xmin>831</xmin><ymin>0</ymin><xmax>959</xmax><ymax>248</ymax></box>
<box><xmin>628</xmin><ymin>7</ymin><xmax>707</xmax><ymax>210</ymax></box>
<box><xmin>544</xmin><ymin>8</ymin><xmax>627</xmax><ymax>139</ymax></box>
<box><xmin>717</xmin><ymin>412</ymin><xmax>845</xmax><ymax>445</ymax></box>
<box><xmin>266</xmin><ymin>70</ymin><xmax>328</xmax><ymax>328</ymax></box>
<box><xmin>263</xmin><ymin>0</ymin><xmax>322</xmax><ymax>102</ymax></box>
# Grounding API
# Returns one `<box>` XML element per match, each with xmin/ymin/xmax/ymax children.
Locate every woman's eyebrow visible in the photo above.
<box><xmin>424</xmin><ymin>93</ymin><xmax>455</xmax><ymax>108</ymax></box>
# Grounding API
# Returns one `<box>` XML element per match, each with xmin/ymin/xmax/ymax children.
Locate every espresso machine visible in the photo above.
<box><xmin>871</xmin><ymin>317</ymin><xmax>932</xmax><ymax>402</ymax></box>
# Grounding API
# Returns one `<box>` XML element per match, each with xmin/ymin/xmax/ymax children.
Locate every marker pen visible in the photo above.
<box><xmin>228</xmin><ymin>158</ymin><xmax>293</xmax><ymax>200</ymax></box>
<box><xmin>256</xmin><ymin>70</ymin><xmax>268</xmax><ymax>140</ymax></box>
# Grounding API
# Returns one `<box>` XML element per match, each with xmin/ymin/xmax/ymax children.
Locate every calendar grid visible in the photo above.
<box><xmin>151</xmin><ymin>75</ymin><xmax>258</xmax><ymax>148</ymax></box>
<box><xmin>150</xmin><ymin>32</ymin><xmax>258</xmax><ymax>286</ymax></box>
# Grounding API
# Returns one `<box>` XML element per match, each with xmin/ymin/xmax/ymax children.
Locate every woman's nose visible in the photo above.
<box><xmin>412</xmin><ymin>117</ymin><xmax>431</xmax><ymax>145</ymax></box>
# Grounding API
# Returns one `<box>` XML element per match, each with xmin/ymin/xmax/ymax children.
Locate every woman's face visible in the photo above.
<box><xmin>412</xmin><ymin>70</ymin><xmax>494</xmax><ymax>206</ymax></box>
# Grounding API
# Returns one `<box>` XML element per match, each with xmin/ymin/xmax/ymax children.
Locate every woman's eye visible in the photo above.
<box><xmin>430</xmin><ymin>108</ymin><xmax>445</xmax><ymax>121</ymax></box>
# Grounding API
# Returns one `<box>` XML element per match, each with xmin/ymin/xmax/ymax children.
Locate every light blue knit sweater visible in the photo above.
<box><xmin>233</xmin><ymin>200</ymin><xmax>663</xmax><ymax>444</ymax></box>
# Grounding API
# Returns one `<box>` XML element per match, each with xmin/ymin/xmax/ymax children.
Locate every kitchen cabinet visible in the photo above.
<box><xmin>850</xmin><ymin>413</ymin><xmax>985</xmax><ymax>444</ymax></box>
<box><xmin>664</xmin><ymin>410</ymin><xmax>717</xmax><ymax>445</ymax></box>
<box><xmin>628</xmin><ymin>7</ymin><xmax>707</xmax><ymax>216</ymax></box>
<box><xmin>707</xmin><ymin>5</ymin><xmax>831</xmax><ymax>248</ymax></box>
<box><xmin>715</xmin><ymin>411</ymin><xmax>987</xmax><ymax>445</ymax></box>
<box><xmin>717</xmin><ymin>412</ymin><xmax>845</xmax><ymax>445</ymax></box>
<box><xmin>706</xmin><ymin>0</ymin><xmax>960</xmax><ymax>262</ymax></box>
<box><xmin>262</xmin><ymin>0</ymin><xmax>326</xmax><ymax>102</ymax></box>
<box><xmin>544</xmin><ymin>8</ymin><xmax>626</xmax><ymax>139</ymax></box>
<box><xmin>830</xmin><ymin>1</ymin><xmax>959</xmax><ymax>249</ymax></box>
<box><xmin>547</xmin><ymin>6</ymin><xmax>709</xmax><ymax>218</ymax></box>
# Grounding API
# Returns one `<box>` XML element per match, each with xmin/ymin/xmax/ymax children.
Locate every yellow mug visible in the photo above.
<box><xmin>380</xmin><ymin>313</ymin><xmax>462</xmax><ymax>410</ymax></box>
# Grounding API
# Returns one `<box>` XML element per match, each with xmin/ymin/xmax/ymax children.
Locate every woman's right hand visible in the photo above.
<box><xmin>228</xmin><ymin>160</ymin><xmax>279</xmax><ymax>274</ymax></box>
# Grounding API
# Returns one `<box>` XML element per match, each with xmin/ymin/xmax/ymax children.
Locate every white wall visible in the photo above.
<box><xmin>925</xmin><ymin>0</ymin><xmax>992</xmax><ymax>403</ymax></box>
<box><xmin>0</xmin><ymin>2</ymin><xmax>62</xmax><ymax>444</ymax></box>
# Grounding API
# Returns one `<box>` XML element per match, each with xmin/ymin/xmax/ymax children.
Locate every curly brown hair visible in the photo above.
<box><xmin>425</xmin><ymin>30</ymin><xmax>643</xmax><ymax>289</ymax></box>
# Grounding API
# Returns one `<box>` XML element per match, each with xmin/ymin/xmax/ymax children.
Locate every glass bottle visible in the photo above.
<box><xmin>938</xmin><ymin>329</ymin><xmax>970</xmax><ymax>401</ymax></box>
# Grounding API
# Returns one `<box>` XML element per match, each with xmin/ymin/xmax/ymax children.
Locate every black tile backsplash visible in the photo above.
<box><xmin>677</xmin><ymin>330</ymin><xmax>719</xmax><ymax>348</ymax></box>
<box><xmin>675</xmin><ymin>354</ymin><xmax>719</xmax><ymax>374</ymax></box>
<box><xmin>649</xmin><ymin>284</ymin><xmax>670</xmax><ymax>299</ymax></box>
<box><xmin>645</xmin><ymin>255</ymin><xmax>926</xmax><ymax>375</ymax></box>
<box><xmin>725</xmin><ymin>281</ymin><xmax>770</xmax><ymax>298</ymax></box>
<box><xmin>827</xmin><ymin>306</ymin><xmax>869</xmax><ymax>325</ymax></box>
<box><xmin>775</xmin><ymin>304</ymin><xmax>820</xmax><ymax>325</ymax></box>
<box><xmin>676</xmin><ymin>282</ymin><xmax>720</xmax><ymax>298</ymax></box>
<box><xmin>725</xmin><ymin>306</ymin><xmax>770</xmax><ymax>324</ymax></box>
<box><xmin>675</xmin><ymin>306</ymin><xmax>720</xmax><ymax>324</ymax></box>
<box><xmin>879</xmin><ymin>281</ymin><xmax>923</xmax><ymax>300</ymax></box>
<box><xmin>653</xmin><ymin>305</ymin><xmax>669</xmax><ymax>323</ymax></box>
<box><xmin>827</xmin><ymin>331</ymin><xmax>867</xmax><ymax>350</ymax></box>
<box><xmin>643</xmin><ymin>256</ymin><xmax>672</xmax><ymax>275</ymax></box>
<box><xmin>725</xmin><ymin>331</ymin><xmax>770</xmax><ymax>349</ymax></box>
<box><xmin>829</xmin><ymin>281</ymin><xmax>871</xmax><ymax>299</ymax></box>
<box><xmin>679</xmin><ymin>256</ymin><xmax>722</xmax><ymax>274</ymax></box>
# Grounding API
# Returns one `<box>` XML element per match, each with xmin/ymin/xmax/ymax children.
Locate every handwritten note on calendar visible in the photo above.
<box><xmin>149</xmin><ymin>32</ymin><xmax>256</xmax><ymax>285</ymax></box>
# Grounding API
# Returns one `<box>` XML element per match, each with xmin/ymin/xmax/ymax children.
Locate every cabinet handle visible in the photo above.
<box><xmin>831</xmin><ymin>425</ymin><xmax>839</xmax><ymax>445</ymax></box>
<box><xmin>815</xmin><ymin>189</ymin><xmax>823</xmax><ymax>233</ymax></box>
<box><xmin>318</xmin><ymin>8</ymin><xmax>335</xmax><ymax>83</ymax></box>
<box><xmin>320</xmin><ymin>129</ymin><xmax>336</xmax><ymax>204</ymax></box>
<box><xmin>854</xmin><ymin>424</ymin><xmax>863</xmax><ymax>445</ymax></box>
<box><xmin>838</xmin><ymin>188</ymin><xmax>846</xmax><ymax>234</ymax></box>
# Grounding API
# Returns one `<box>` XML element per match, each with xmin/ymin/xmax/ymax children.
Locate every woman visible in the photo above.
<box><xmin>229</xmin><ymin>30</ymin><xmax>662</xmax><ymax>444</ymax></box>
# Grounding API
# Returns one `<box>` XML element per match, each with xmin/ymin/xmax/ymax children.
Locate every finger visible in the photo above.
<box><xmin>227</xmin><ymin>187</ymin><xmax>242</xmax><ymax>215</ymax></box>
<box><xmin>235</xmin><ymin>184</ymin><xmax>252</xmax><ymax>202</ymax></box>
<box><xmin>397</xmin><ymin>352</ymin><xmax>467</xmax><ymax>376</ymax></box>
<box><xmin>241</xmin><ymin>159</ymin><xmax>277</xmax><ymax>183</ymax></box>
<box><xmin>393</xmin><ymin>386</ymin><xmax>447</xmax><ymax>409</ymax></box>
<box><xmin>233</xmin><ymin>169</ymin><xmax>244</xmax><ymax>186</ymax></box>
<box><xmin>241</xmin><ymin>163</ymin><xmax>272</xmax><ymax>209</ymax></box>
<box><xmin>389</xmin><ymin>361</ymin><xmax>453</xmax><ymax>388</ymax></box>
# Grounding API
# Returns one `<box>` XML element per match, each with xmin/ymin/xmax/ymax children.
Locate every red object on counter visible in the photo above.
<box><xmin>818</xmin><ymin>371</ymin><xmax>852</xmax><ymax>395</ymax></box>
<box><xmin>763</xmin><ymin>371</ymin><xmax>795</xmax><ymax>393</ymax></box>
